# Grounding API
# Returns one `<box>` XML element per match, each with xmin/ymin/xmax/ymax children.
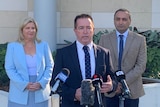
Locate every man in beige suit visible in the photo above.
<box><xmin>99</xmin><ymin>8</ymin><xmax>147</xmax><ymax>107</ymax></box>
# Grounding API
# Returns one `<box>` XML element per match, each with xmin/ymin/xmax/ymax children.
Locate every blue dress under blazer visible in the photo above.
<box><xmin>5</xmin><ymin>41</ymin><xmax>54</xmax><ymax>105</ymax></box>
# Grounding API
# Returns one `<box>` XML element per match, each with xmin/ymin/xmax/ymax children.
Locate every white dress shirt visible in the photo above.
<box><xmin>76</xmin><ymin>40</ymin><xmax>95</xmax><ymax>80</ymax></box>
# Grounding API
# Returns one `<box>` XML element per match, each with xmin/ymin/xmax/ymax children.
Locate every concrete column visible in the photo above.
<box><xmin>34</xmin><ymin>0</ymin><xmax>56</xmax><ymax>51</ymax></box>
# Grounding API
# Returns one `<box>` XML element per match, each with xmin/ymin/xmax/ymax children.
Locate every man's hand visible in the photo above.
<box><xmin>75</xmin><ymin>88</ymin><xmax>81</xmax><ymax>101</ymax></box>
<box><xmin>115</xmin><ymin>82</ymin><xmax>122</xmax><ymax>95</ymax></box>
<box><xmin>101</xmin><ymin>75</ymin><xmax>113</xmax><ymax>93</ymax></box>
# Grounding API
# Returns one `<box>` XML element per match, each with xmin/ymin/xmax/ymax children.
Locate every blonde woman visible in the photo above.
<box><xmin>5</xmin><ymin>17</ymin><xmax>54</xmax><ymax>107</ymax></box>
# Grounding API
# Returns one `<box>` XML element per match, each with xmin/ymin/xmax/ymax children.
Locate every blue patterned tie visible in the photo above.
<box><xmin>83</xmin><ymin>46</ymin><xmax>91</xmax><ymax>79</ymax></box>
<box><xmin>118</xmin><ymin>35</ymin><xmax>124</xmax><ymax>70</ymax></box>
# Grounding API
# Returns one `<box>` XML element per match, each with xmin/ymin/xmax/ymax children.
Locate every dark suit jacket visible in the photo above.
<box><xmin>51</xmin><ymin>41</ymin><xmax>117</xmax><ymax>107</ymax></box>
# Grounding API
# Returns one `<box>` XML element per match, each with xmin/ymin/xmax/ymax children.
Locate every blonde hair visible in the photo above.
<box><xmin>17</xmin><ymin>17</ymin><xmax>41</xmax><ymax>43</ymax></box>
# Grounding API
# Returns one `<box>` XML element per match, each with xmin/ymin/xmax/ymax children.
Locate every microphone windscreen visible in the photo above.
<box><xmin>81</xmin><ymin>79</ymin><xmax>95</xmax><ymax>106</ymax></box>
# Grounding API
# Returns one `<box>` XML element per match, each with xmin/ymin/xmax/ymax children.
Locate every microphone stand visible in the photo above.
<box><xmin>95</xmin><ymin>83</ymin><xmax>103</xmax><ymax>107</ymax></box>
<box><xmin>118</xmin><ymin>83</ymin><xmax>126</xmax><ymax>107</ymax></box>
<box><xmin>119</xmin><ymin>90</ymin><xmax>131</xmax><ymax>107</ymax></box>
<box><xmin>119</xmin><ymin>94</ymin><xmax>125</xmax><ymax>107</ymax></box>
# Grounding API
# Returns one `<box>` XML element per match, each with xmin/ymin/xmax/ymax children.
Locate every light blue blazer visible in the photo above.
<box><xmin>5</xmin><ymin>41</ymin><xmax>54</xmax><ymax>105</ymax></box>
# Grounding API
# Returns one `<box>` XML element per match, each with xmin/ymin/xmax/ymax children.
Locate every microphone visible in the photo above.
<box><xmin>92</xmin><ymin>74</ymin><xmax>103</xmax><ymax>107</ymax></box>
<box><xmin>115</xmin><ymin>70</ymin><xmax>131</xmax><ymax>98</ymax></box>
<box><xmin>50</xmin><ymin>68</ymin><xmax>70</xmax><ymax>95</ymax></box>
<box><xmin>80</xmin><ymin>79</ymin><xmax>95</xmax><ymax>107</ymax></box>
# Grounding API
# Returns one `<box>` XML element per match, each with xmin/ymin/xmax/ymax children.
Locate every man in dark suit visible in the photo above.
<box><xmin>50</xmin><ymin>14</ymin><xmax>117</xmax><ymax>107</ymax></box>
<box><xmin>99</xmin><ymin>8</ymin><xmax>147</xmax><ymax>107</ymax></box>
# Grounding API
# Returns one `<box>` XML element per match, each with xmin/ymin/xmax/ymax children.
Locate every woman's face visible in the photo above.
<box><xmin>22</xmin><ymin>22</ymin><xmax>37</xmax><ymax>41</ymax></box>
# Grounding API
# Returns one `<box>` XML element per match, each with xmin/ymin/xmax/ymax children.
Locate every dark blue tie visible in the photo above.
<box><xmin>83</xmin><ymin>46</ymin><xmax>91</xmax><ymax>79</ymax></box>
<box><xmin>118</xmin><ymin>35</ymin><xmax>124</xmax><ymax>70</ymax></box>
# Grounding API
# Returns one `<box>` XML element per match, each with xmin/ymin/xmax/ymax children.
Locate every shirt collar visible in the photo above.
<box><xmin>116</xmin><ymin>29</ymin><xmax>129</xmax><ymax>38</ymax></box>
<box><xmin>76</xmin><ymin>40</ymin><xmax>93</xmax><ymax>51</ymax></box>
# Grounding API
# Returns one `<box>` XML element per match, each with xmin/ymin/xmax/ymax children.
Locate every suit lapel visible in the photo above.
<box><xmin>14</xmin><ymin>43</ymin><xmax>29</xmax><ymax>79</ymax></box>
<box><xmin>70</xmin><ymin>42</ymin><xmax>82</xmax><ymax>76</ymax></box>
<box><xmin>35</xmin><ymin>42</ymin><xmax>43</xmax><ymax>78</ymax></box>
<box><xmin>110</xmin><ymin>32</ymin><xmax>119</xmax><ymax>61</ymax></box>
<box><xmin>122</xmin><ymin>31</ymin><xmax>134</xmax><ymax>60</ymax></box>
<box><xmin>93</xmin><ymin>44</ymin><xmax>98</xmax><ymax>74</ymax></box>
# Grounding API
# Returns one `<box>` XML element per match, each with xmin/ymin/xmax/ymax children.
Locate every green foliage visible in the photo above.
<box><xmin>52</xmin><ymin>51</ymin><xmax>56</xmax><ymax>60</ymax></box>
<box><xmin>141</xmin><ymin>31</ymin><xmax>160</xmax><ymax>79</ymax></box>
<box><xmin>64</xmin><ymin>40</ymin><xmax>72</xmax><ymax>44</ymax></box>
<box><xmin>0</xmin><ymin>43</ymin><xmax>9</xmax><ymax>86</ymax></box>
<box><xmin>144</xmin><ymin>47</ymin><xmax>160</xmax><ymax>78</ymax></box>
<box><xmin>93</xmin><ymin>30</ymin><xmax>109</xmax><ymax>44</ymax></box>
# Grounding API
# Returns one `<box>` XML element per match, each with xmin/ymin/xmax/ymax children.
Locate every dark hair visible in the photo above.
<box><xmin>114</xmin><ymin>8</ymin><xmax>131</xmax><ymax>20</ymax></box>
<box><xmin>74</xmin><ymin>14</ymin><xmax>94</xmax><ymax>29</ymax></box>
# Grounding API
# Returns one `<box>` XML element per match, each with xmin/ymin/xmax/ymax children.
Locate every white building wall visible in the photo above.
<box><xmin>152</xmin><ymin>0</ymin><xmax>160</xmax><ymax>28</ymax></box>
<box><xmin>0</xmin><ymin>0</ymin><xmax>30</xmax><ymax>43</ymax></box>
<box><xmin>0</xmin><ymin>0</ymin><xmax>160</xmax><ymax>49</ymax></box>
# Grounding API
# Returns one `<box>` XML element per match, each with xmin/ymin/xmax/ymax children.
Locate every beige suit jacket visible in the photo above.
<box><xmin>99</xmin><ymin>31</ymin><xmax>147</xmax><ymax>99</ymax></box>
